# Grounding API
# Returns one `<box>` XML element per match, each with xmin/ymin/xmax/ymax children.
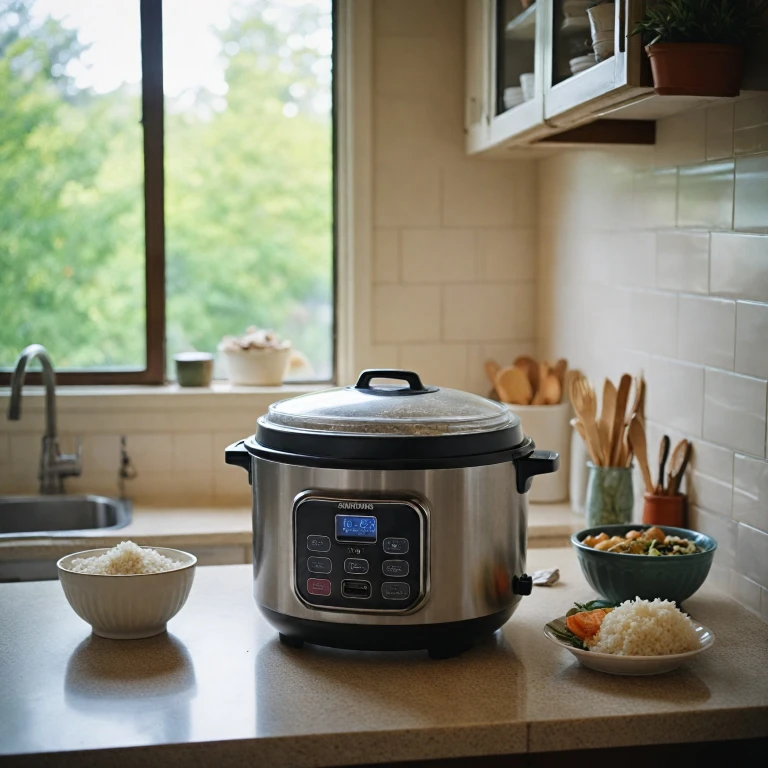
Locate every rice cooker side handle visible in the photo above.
<box><xmin>514</xmin><ymin>449</ymin><xmax>559</xmax><ymax>495</ymax></box>
<box><xmin>225</xmin><ymin>440</ymin><xmax>253</xmax><ymax>485</ymax></box>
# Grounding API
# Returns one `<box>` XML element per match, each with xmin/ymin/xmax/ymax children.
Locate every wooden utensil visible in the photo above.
<box><xmin>626</xmin><ymin>374</ymin><xmax>645</xmax><ymax>427</ymax></box>
<box><xmin>531</xmin><ymin>361</ymin><xmax>549</xmax><ymax>405</ymax></box>
<box><xmin>540</xmin><ymin>374</ymin><xmax>562</xmax><ymax>405</ymax></box>
<box><xmin>553</xmin><ymin>358</ymin><xmax>568</xmax><ymax>388</ymax></box>
<box><xmin>627</xmin><ymin>415</ymin><xmax>653</xmax><ymax>493</ymax></box>
<box><xmin>513</xmin><ymin>356</ymin><xmax>539</xmax><ymax>397</ymax></box>
<box><xmin>656</xmin><ymin>435</ymin><xmax>671</xmax><ymax>494</ymax></box>
<box><xmin>484</xmin><ymin>359</ymin><xmax>500</xmax><ymax>386</ymax></box>
<box><xmin>569</xmin><ymin>373</ymin><xmax>603</xmax><ymax>466</ymax></box>
<box><xmin>495</xmin><ymin>365</ymin><xmax>533</xmax><ymax>405</ymax></box>
<box><xmin>610</xmin><ymin>374</ymin><xmax>632</xmax><ymax>466</ymax></box>
<box><xmin>571</xmin><ymin>417</ymin><xmax>601</xmax><ymax>465</ymax></box>
<box><xmin>599</xmin><ymin>379</ymin><xmax>616</xmax><ymax>465</ymax></box>
<box><xmin>666</xmin><ymin>439</ymin><xmax>693</xmax><ymax>496</ymax></box>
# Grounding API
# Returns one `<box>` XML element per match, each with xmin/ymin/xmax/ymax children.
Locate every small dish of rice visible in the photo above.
<box><xmin>544</xmin><ymin>597</ymin><xmax>715</xmax><ymax>676</ymax></box>
<box><xmin>58</xmin><ymin>542</ymin><xmax>196</xmax><ymax>640</ymax></box>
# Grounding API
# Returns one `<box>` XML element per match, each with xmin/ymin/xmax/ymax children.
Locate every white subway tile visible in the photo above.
<box><xmin>735</xmin><ymin>522</ymin><xmax>768</xmax><ymax>589</ymax></box>
<box><xmin>705</xmin><ymin>102</ymin><xmax>734</xmax><ymax>160</ymax></box>
<box><xmin>442</xmin><ymin>160</ymin><xmax>536</xmax><ymax>228</ymax></box>
<box><xmin>605</xmin><ymin>232</ymin><xmax>657</xmax><ymax>288</ymax></box>
<box><xmin>10</xmin><ymin>434</ymin><xmax>41</xmax><ymax>472</ymax></box>
<box><xmin>633</xmin><ymin>169</ymin><xmax>677</xmax><ymax>229</ymax></box>
<box><xmin>354</xmin><ymin>345</ymin><xmax>400</xmax><ymax>374</ymax></box>
<box><xmin>703</xmin><ymin>369</ymin><xmax>767</xmax><ymax>456</ymax></box>
<box><xmin>710</xmin><ymin>233</ymin><xmax>768</xmax><ymax>302</ymax></box>
<box><xmin>131</xmin><ymin>471</ymin><xmax>213</xmax><ymax>506</ymax></box>
<box><xmin>735</xmin><ymin>301</ymin><xmax>768</xmax><ymax>379</ymax></box>
<box><xmin>124</xmin><ymin>434</ymin><xmax>174</xmax><ymax>474</ymax></box>
<box><xmin>401</xmin><ymin>229</ymin><xmax>477</xmax><ymax>283</ymax></box>
<box><xmin>688</xmin><ymin>506</ymin><xmax>736</xmax><ymax>568</ymax></box>
<box><xmin>656</xmin><ymin>231</ymin><xmax>709</xmax><ymax>294</ymax></box>
<box><xmin>688</xmin><ymin>471</ymin><xmax>732</xmax><ymax>517</ymax></box>
<box><xmin>647</xmin><ymin>358</ymin><xmax>704</xmax><ymax>437</ymax></box>
<box><xmin>373</xmin><ymin>285</ymin><xmax>441</xmax><ymax>343</ymax></box>
<box><xmin>733</xmin><ymin>454</ymin><xmax>768</xmax><ymax>533</ymax></box>
<box><xmin>0</xmin><ymin>433</ymin><xmax>10</xmax><ymax>465</ymax></box>
<box><xmin>214</xmin><ymin>468</ymin><xmax>252</xmax><ymax>505</ymax></box>
<box><xmin>690</xmin><ymin>438</ymin><xmax>733</xmax><ymax>484</ymax></box>
<box><xmin>477</xmin><ymin>229</ymin><xmax>536</xmax><ymax>282</ymax></box>
<box><xmin>734</xmin><ymin>154</ymin><xmax>768</xmax><ymax>231</ymax></box>
<box><xmin>374</xmin><ymin>0</ymin><xmax>462</xmax><ymax>39</ymax></box>
<box><xmin>373</xmin><ymin>229</ymin><xmax>400</xmax><ymax>284</ymax></box>
<box><xmin>81</xmin><ymin>434</ymin><xmax>121</xmax><ymax>474</ymax></box>
<box><xmin>173</xmin><ymin>433</ymin><xmax>213</xmax><ymax>472</ymax></box>
<box><xmin>730</xmin><ymin>571</ymin><xmax>763</xmax><ymax>616</ymax></box>
<box><xmin>734</xmin><ymin>94</ymin><xmax>768</xmax><ymax>157</ymax></box>
<box><xmin>442</xmin><ymin>283</ymin><xmax>534</xmax><ymax>341</ymax></box>
<box><xmin>677</xmin><ymin>161</ymin><xmax>734</xmax><ymax>230</ymax></box>
<box><xmin>399</xmin><ymin>344</ymin><xmax>468</xmax><ymax>390</ymax></box>
<box><xmin>656</xmin><ymin>110</ymin><xmax>707</xmax><ymax>168</ymax></box>
<box><xmin>630</xmin><ymin>290</ymin><xmax>678</xmax><ymax>358</ymax></box>
<box><xmin>677</xmin><ymin>295</ymin><xmax>735</xmax><ymax>369</ymax></box>
<box><xmin>374</xmin><ymin>161</ymin><xmax>441</xmax><ymax>228</ymax></box>
<box><xmin>374</xmin><ymin>37</ymin><xmax>446</xmax><ymax>97</ymax></box>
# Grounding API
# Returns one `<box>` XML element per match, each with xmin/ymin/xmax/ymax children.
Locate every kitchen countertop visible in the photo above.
<box><xmin>1</xmin><ymin>548</ymin><xmax>766</xmax><ymax>767</ymax></box>
<box><xmin>0</xmin><ymin>502</ymin><xmax>581</xmax><ymax>560</ymax></box>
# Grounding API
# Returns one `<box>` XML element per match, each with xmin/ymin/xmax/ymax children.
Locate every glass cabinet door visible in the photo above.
<box><xmin>495</xmin><ymin>0</ymin><xmax>537</xmax><ymax>116</ymax></box>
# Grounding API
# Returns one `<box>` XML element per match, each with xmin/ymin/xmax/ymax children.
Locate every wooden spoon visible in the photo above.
<box><xmin>531</xmin><ymin>361</ymin><xmax>551</xmax><ymax>405</ymax></box>
<box><xmin>666</xmin><ymin>439</ymin><xmax>693</xmax><ymax>496</ymax></box>
<box><xmin>626</xmin><ymin>374</ymin><xmax>645</xmax><ymax>427</ymax></box>
<box><xmin>656</xmin><ymin>434</ymin><xmax>671</xmax><ymax>494</ymax></box>
<box><xmin>513</xmin><ymin>356</ymin><xmax>539</xmax><ymax>397</ymax></box>
<box><xmin>553</xmin><ymin>358</ymin><xmax>568</xmax><ymax>388</ymax></box>
<box><xmin>571</xmin><ymin>417</ymin><xmax>601</xmax><ymax>465</ymax></box>
<box><xmin>627</xmin><ymin>415</ymin><xmax>653</xmax><ymax>493</ymax></box>
<box><xmin>495</xmin><ymin>366</ymin><xmax>533</xmax><ymax>405</ymax></box>
<box><xmin>599</xmin><ymin>379</ymin><xmax>616</xmax><ymax>465</ymax></box>
<box><xmin>610</xmin><ymin>374</ymin><xmax>632</xmax><ymax>466</ymax></box>
<box><xmin>484</xmin><ymin>359</ymin><xmax>500</xmax><ymax>386</ymax></box>
<box><xmin>569</xmin><ymin>373</ymin><xmax>603</xmax><ymax>466</ymax></box>
<box><xmin>540</xmin><ymin>374</ymin><xmax>562</xmax><ymax>405</ymax></box>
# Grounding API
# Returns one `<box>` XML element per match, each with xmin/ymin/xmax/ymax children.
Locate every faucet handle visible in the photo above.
<box><xmin>57</xmin><ymin>436</ymin><xmax>82</xmax><ymax>478</ymax></box>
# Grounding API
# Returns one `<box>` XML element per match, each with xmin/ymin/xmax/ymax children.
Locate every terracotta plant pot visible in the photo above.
<box><xmin>642</xmin><ymin>492</ymin><xmax>686</xmax><ymax>528</ymax></box>
<box><xmin>645</xmin><ymin>43</ymin><xmax>744</xmax><ymax>97</ymax></box>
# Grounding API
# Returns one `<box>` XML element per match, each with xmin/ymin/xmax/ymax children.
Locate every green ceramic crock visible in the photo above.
<box><xmin>571</xmin><ymin>523</ymin><xmax>717</xmax><ymax>605</ymax></box>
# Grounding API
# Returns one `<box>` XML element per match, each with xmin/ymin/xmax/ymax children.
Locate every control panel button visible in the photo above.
<box><xmin>382</xmin><ymin>560</ymin><xmax>409</xmax><ymax>578</ymax></box>
<box><xmin>307</xmin><ymin>578</ymin><xmax>331</xmax><ymax>596</ymax></box>
<box><xmin>344</xmin><ymin>558</ymin><xmax>369</xmax><ymax>575</ymax></box>
<box><xmin>382</xmin><ymin>582</ymin><xmax>410</xmax><ymax>600</ymax></box>
<box><xmin>307</xmin><ymin>556</ymin><xmax>332</xmax><ymax>574</ymax></box>
<box><xmin>307</xmin><ymin>535</ymin><xmax>331</xmax><ymax>552</ymax></box>
<box><xmin>383</xmin><ymin>537</ymin><xmax>409</xmax><ymax>555</ymax></box>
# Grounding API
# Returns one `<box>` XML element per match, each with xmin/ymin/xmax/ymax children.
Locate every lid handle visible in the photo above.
<box><xmin>353</xmin><ymin>369</ymin><xmax>433</xmax><ymax>395</ymax></box>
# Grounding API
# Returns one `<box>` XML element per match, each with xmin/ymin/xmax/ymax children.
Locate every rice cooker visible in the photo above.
<box><xmin>226</xmin><ymin>369</ymin><xmax>559</xmax><ymax>658</ymax></box>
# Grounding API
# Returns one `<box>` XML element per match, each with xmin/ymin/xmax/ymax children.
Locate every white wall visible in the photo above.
<box><xmin>368</xmin><ymin>0</ymin><xmax>538</xmax><ymax>395</ymax></box>
<box><xmin>537</xmin><ymin>97</ymin><xmax>768</xmax><ymax>621</ymax></box>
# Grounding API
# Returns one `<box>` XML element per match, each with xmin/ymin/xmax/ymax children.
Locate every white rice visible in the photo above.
<box><xmin>68</xmin><ymin>541</ymin><xmax>182</xmax><ymax>575</ymax></box>
<box><xmin>586</xmin><ymin>597</ymin><xmax>700</xmax><ymax>656</ymax></box>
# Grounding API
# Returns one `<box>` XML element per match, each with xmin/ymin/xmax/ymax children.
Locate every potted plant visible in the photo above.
<box><xmin>632</xmin><ymin>0</ymin><xmax>768</xmax><ymax>97</ymax></box>
<box><xmin>587</xmin><ymin>1</ymin><xmax>615</xmax><ymax>62</ymax></box>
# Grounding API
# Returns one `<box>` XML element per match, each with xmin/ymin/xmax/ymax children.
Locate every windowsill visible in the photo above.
<box><xmin>0</xmin><ymin>381</ymin><xmax>331</xmax><ymax>412</ymax></box>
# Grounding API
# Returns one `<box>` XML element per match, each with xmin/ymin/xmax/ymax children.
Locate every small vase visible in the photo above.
<box><xmin>585</xmin><ymin>463</ymin><xmax>633</xmax><ymax>528</ymax></box>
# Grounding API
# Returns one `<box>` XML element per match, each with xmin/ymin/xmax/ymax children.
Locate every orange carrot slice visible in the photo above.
<box><xmin>565</xmin><ymin>609</ymin><xmax>609</xmax><ymax>641</ymax></box>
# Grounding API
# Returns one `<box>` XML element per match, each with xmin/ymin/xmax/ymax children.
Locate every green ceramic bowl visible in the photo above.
<box><xmin>571</xmin><ymin>524</ymin><xmax>717</xmax><ymax>605</ymax></box>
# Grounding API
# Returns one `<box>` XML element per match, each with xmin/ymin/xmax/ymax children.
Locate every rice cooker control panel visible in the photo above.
<box><xmin>294</xmin><ymin>495</ymin><xmax>427</xmax><ymax>612</ymax></box>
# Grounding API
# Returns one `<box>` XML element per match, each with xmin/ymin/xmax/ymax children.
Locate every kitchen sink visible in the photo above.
<box><xmin>0</xmin><ymin>495</ymin><xmax>132</xmax><ymax>539</ymax></box>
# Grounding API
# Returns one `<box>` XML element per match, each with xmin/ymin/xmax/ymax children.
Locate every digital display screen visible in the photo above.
<box><xmin>335</xmin><ymin>515</ymin><xmax>377</xmax><ymax>543</ymax></box>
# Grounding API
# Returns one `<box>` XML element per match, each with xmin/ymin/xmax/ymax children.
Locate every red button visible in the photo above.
<box><xmin>307</xmin><ymin>578</ymin><xmax>331</xmax><ymax>596</ymax></box>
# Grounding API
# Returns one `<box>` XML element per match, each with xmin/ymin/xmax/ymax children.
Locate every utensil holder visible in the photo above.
<box><xmin>512</xmin><ymin>402</ymin><xmax>571</xmax><ymax>503</ymax></box>
<box><xmin>642</xmin><ymin>492</ymin><xmax>686</xmax><ymax>527</ymax></box>
<box><xmin>585</xmin><ymin>464</ymin><xmax>633</xmax><ymax>527</ymax></box>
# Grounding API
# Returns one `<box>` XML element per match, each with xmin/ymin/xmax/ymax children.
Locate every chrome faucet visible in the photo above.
<box><xmin>7</xmin><ymin>344</ymin><xmax>82</xmax><ymax>494</ymax></box>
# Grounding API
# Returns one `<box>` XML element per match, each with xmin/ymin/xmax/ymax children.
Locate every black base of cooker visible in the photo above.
<box><xmin>262</xmin><ymin>605</ymin><xmax>515</xmax><ymax>659</ymax></box>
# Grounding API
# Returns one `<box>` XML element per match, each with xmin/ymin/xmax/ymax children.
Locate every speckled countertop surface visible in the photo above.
<box><xmin>0</xmin><ymin>502</ymin><xmax>579</xmax><ymax>560</ymax></box>
<box><xmin>1</xmin><ymin>547</ymin><xmax>766</xmax><ymax>768</ymax></box>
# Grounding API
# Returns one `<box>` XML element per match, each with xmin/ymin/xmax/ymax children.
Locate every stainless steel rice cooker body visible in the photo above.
<box><xmin>226</xmin><ymin>369</ymin><xmax>559</xmax><ymax>658</ymax></box>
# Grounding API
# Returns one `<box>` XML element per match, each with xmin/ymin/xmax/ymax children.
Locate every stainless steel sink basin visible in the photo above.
<box><xmin>0</xmin><ymin>495</ymin><xmax>132</xmax><ymax>538</ymax></box>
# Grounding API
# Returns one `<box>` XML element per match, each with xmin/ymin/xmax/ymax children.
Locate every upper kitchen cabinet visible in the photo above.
<box><xmin>466</xmin><ymin>0</ymin><xmax>768</xmax><ymax>154</ymax></box>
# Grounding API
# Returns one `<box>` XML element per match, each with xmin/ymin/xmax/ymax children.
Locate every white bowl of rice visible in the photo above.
<box><xmin>544</xmin><ymin>597</ymin><xmax>715</xmax><ymax>676</ymax></box>
<box><xmin>58</xmin><ymin>541</ymin><xmax>197</xmax><ymax>640</ymax></box>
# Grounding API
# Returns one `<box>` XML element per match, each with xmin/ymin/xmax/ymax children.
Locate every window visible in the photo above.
<box><xmin>0</xmin><ymin>0</ymin><xmax>334</xmax><ymax>385</ymax></box>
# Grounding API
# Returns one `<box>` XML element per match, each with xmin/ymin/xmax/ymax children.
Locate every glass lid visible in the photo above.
<box><xmin>262</xmin><ymin>369</ymin><xmax>518</xmax><ymax>437</ymax></box>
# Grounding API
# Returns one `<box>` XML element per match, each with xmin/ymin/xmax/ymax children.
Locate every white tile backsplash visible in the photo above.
<box><xmin>656</xmin><ymin>231</ymin><xmax>710</xmax><ymax>294</ymax></box>
<box><xmin>443</xmin><ymin>283</ymin><xmax>534</xmax><ymax>341</ymax></box>
<box><xmin>373</xmin><ymin>229</ymin><xmax>400</xmax><ymax>283</ymax></box>
<box><xmin>710</xmin><ymin>233</ymin><xmax>768</xmax><ymax>302</ymax></box>
<box><xmin>401</xmin><ymin>229</ymin><xmax>477</xmax><ymax>283</ymax></box>
<box><xmin>736</xmin><ymin>523</ymin><xmax>768</xmax><ymax>589</ymax></box>
<box><xmin>677</xmin><ymin>161</ymin><xmax>734</xmax><ymax>230</ymax></box>
<box><xmin>631</xmin><ymin>290</ymin><xmax>678</xmax><ymax>357</ymax></box>
<box><xmin>733</xmin><ymin>454</ymin><xmax>768</xmax><ymax>534</ymax></box>
<box><xmin>735</xmin><ymin>301</ymin><xmax>768</xmax><ymax>379</ymax></box>
<box><xmin>677</xmin><ymin>295</ymin><xmax>735</xmax><ymax>369</ymax></box>
<box><xmin>646</xmin><ymin>358</ymin><xmax>705</xmax><ymax>437</ymax></box>
<box><xmin>373</xmin><ymin>284</ymin><xmax>442</xmax><ymax>343</ymax></box>
<box><xmin>703</xmin><ymin>369</ymin><xmax>767</xmax><ymax>456</ymax></box>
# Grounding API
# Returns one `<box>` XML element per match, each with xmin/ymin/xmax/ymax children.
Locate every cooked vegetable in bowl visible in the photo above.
<box><xmin>582</xmin><ymin>525</ymin><xmax>703</xmax><ymax>556</ymax></box>
<box><xmin>572</xmin><ymin>524</ymin><xmax>716</xmax><ymax>604</ymax></box>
